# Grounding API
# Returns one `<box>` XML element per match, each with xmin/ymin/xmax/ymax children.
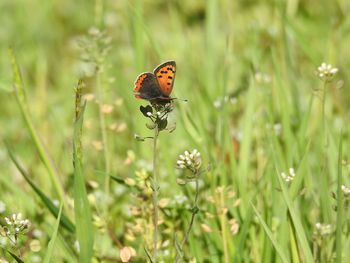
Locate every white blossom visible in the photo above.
<box><xmin>317</xmin><ymin>62</ymin><xmax>338</xmax><ymax>82</ymax></box>
<box><xmin>280</xmin><ymin>168</ymin><xmax>296</xmax><ymax>182</ymax></box>
<box><xmin>176</xmin><ymin>149</ymin><xmax>202</xmax><ymax>173</ymax></box>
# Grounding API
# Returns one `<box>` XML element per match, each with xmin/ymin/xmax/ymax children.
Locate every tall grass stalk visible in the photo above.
<box><xmin>320</xmin><ymin>81</ymin><xmax>331</xmax><ymax>221</ymax></box>
<box><xmin>9</xmin><ymin>48</ymin><xmax>64</xmax><ymax>201</ymax></box>
<box><xmin>276</xmin><ymin>165</ymin><xmax>314</xmax><ymax>262</ymax></box>
<box><xmin>335</xmin><ymin>134</ymin><xmax>343</xmax><ymax>263</ymax></box>
<box><xmin>219</xmin><ymin>189</ymin><xmax>229</xmax><ymax>263</ymax></box>
<box><xmin>152</xmin><ymin>125</ymin><xmax>160</xmax><ymax>262</ymax></box>
<box><xmin>321</xmin><ymin>81</ymin><xmax>328</xmax><ymax>148</ymax></box>
<box><xmin>73</xmin><ymin>80</ymin><xmax>94</xmax><ymax>263</ymax></box>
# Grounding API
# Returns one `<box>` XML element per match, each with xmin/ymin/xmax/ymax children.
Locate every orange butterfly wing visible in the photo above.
<box><xmin>134</xmin><ymin>73</ymin><xmax>149</xmax><ymax>99</ymax></box>
<box><xmin>134</xmin><ymin>72</ymin><xmax>164</xmax><ymax>100</ymax></box>
<box><xmin>153</xmin><ymin>61</ymin><xmax>176</xmax><ymax>97</ymax></box>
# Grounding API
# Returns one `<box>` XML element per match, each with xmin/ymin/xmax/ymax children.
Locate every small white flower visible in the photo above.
<box><xmin>32</xmin><ymin>229</ymin><xmax>43</xmax><ymax>238</ymax></box>
<box><xmin>317</xmin><ymin>62</ymin><xmax>338</xmax><ymax>82</ymax></box>
<box><xmin>74</xmin><ymin>240</ymin><xmax>80</xmax><ymax>252</ymax></box>
<box><xmin>289</xmin><ymin>168</ymin><xmax>295</xmax><ymax>177</ymax></box>
<box><xmin>52</xmin><ymin>199</ymin><xmax>60</xmax><ymax>207</ymax></box>
<box><xmin>280</xmin><ymin>168</ymin><xmax>295</xmax><ymax>183</ymax></box>
<box><xmin>213</xmin><ymin>99</ymin><xmax>222</xmax><ymax>109</ymax></box>
<box><xmin>341</xmin><ymin>185</ymin><xmax>350</xmax><ymax>196</ymax></box>
<box><xmin>174</xmin><ymin>195</ymin><xmax>188</xmax><ymax>205</ymax></box>
<box><xmin>230</xmin><ymin>97</ymin><xmax>238</xmax><ymax>104</ymax></box>
<box><xmin>31</xmin><ymin>255</ymin><xmax>42</xmax><ymax>263</ymax></box>
<box><xmin>146</xmin><ymin>112</ymin><xmax>152</xmax><ymax>117</ymax></box>
<box><xmin>255</xmin><ymin>72</ymin><xmax>271</xmax><ymax>84</ymax></box>
<box><xmin>0</xmin><ymin>201</ymin><xmax>6</xmax><ymax>213</ymax></box>
<box><xmin>4</xmin><ymin>217</ymin><xmax>10</xmax><ymax>225</ymax></box>
<box><xmin>314</xmin><ymin>222</ymin><xmax>332</xmax><ymax>236</ymax></box>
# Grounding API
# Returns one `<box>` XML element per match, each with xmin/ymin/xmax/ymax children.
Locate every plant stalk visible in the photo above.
<box><xmin>152</xmin><ymin>125</ymin><xmax>160</xmax><ymax>262</ymax></box>
<box><xmin>320</xmin><ymin>81</ymin><xmax>331</xmax><ymax>222</ymax></box>
<box><xmin>219</xmin><ymin>188</ymin><xmax>229</xmax><ymax>263</ymax></box>
<box><xmin>322</xmin><ymin>81</ymin><xmax>327</xmax><ymax>148</ymax></box>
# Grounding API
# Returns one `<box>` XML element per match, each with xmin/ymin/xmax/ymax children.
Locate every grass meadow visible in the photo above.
<box><xmin>1</xmin><ymin>0</ymin><xmax>350</xmax><ymax>262</ymax></box>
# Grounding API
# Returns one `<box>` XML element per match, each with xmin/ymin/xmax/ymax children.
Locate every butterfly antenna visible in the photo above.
<box><xmin>172</xmin><ymin>97</ymin><xmax>188</xmax><ymax>102</ymax></box>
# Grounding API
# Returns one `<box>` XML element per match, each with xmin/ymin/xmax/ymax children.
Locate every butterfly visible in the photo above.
<box><xmin>134</xmin><ymin>61</ymin><xmax>176</xmax><ymax>103</ymax></box>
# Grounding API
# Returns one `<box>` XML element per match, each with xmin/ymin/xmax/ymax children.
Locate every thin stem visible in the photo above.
<box><xmin>219</xmin><ymin>189</ymin><xmax>229</xmax><ymax>263</ymax></box>
<box><xmin>322</xmin><ymin>81</ymin><xmax>328</xmax><ymax>148</ymax></box>
<box><xmin>152</xmin><ymin>125</ymin><xmax>160</xmax><ymax>262</ymax></box>
<box><xmin>175</xmin><ymin>178</ymin><xmax>199</xmax><ymax>263</ymax></box>
<box><xmin>320</xmin><ymin>81</ymin><xmax>331</xmax><ymax>222</ymax></box>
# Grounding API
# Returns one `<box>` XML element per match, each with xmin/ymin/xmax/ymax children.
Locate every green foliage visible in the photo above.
<box><xmin>73</xmin><ymin>87</ymin><xmax>93</xmax><ymax>262</ymax></box>
<box><xmin>0</xmin><ymin>0</ymin><xmax>350</xmax><ymax>262</ymax></box>
<box><xmin>43</xmin><ymin>203</ymin><xmax>63</xmax><ymax>263</ymax></box>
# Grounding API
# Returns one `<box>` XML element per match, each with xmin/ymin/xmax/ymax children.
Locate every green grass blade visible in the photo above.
<box><xmin>43</xmin><ymin>203</ymin><xmax>63</xmax><ymax>263</ymax></box>
<box><xmin>8</xmin><ymin>48</ymin><xmax>64</xmax><ymax>200</ymax></box>
<box><xmin>0</xmin><ymin>248</ymin><xmax>25</xmax><ymax>263</ymax></box>
<box><xmin>73</xmin><ymin>80</ymin><xmax>94</xmax><ymax>263</ymax></box>
<box><xmin>336</xmin><ymin>133</ymin><xmax>343</xmax><ymax>263</ymax></box>
<box><xmin>289</xmin><ymin>220</ymin><xmax>301</xmax><ymax>263</ymax></box>
<box><xmin>110</xmin><ymin>174</ymin><xmax>126</xmax><ymax>184</ymax></box>
<box><xmin>276</xmin><ymin>169</ymin><xmax>314</xmax><ymax>263</ymax></box>
<box><xmin>5</xmin><ymin>142</ymin><xmax>75</xmax><ymax>233</ymax></box>
<box><xmin>252</xmin><ymin>203</ymin><xmax>290</xmax><ymax>263</ymax></box>
<box><xmin>238</xmin><ymin>77</ymin><xmax>256</xmax><ymax>213</ymax></box>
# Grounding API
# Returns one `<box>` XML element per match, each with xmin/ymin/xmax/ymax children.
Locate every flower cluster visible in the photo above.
<box><xmin>0</xmin><ymin>213</ymin><xmax>30</xmax><ymax>244</ymax></box>
<box><xmin>314</xmin><ymin>222</ymin><xmax>332</xmax><ymax>236</ymax></box>
<box><xmin>280</xmin><ymin>168</ymin><xmax>295</xmax><ymax>182</ymax></box>
<box><xmin>317</xmin><ymin>62</ymin><xmax>338</xmax><ymax>82</ymax></box>
<box><xmin>176</xmin><ymin>149</ymin><xmax>202</xmax><ymax>174</ymax></box>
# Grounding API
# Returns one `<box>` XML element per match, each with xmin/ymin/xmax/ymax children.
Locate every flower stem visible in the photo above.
<box><xmin>219</xmin><ymin>189</ymin><xmax>229</xmax><ymax>263</ymax></box>
<box><xmin>320</xmin><ymin>80</ymin><xmax>332</xmax><ymax>222</ymax></box>
<box><xmin>175</xmin><ymin>178</ymin><xmax>200</xmax><ymax>263</ymax></box>
<box><xmin>322</xmin><ymin>81</ymin><xmax>327</xmax><ymax>148</ymax></box>
<box><xmin>152</xmin><ymin>125</ymin><xmax>160</xmax><ymax>262</ymax></box>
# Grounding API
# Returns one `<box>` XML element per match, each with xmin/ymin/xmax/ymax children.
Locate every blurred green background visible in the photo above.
<box><xmin>1</xmin><ymin>0</ymin><xmax>350</xmax><ymax>262</ymax></box>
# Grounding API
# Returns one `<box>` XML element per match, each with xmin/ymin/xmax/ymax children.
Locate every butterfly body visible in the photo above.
<box><xmin>134</xmin><ymin>61</ymin><xmax>176</xmax><ymax>103</ymax></box>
